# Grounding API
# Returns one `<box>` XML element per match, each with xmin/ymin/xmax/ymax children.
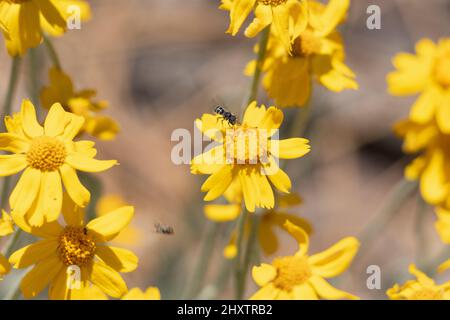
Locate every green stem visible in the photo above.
<box><xmin>244</xmin><ymin>26</ymin><xmax>270</xmax><ymax>112</ymax></box>
<box><xmin>234</xmin><ymin>208</ymin><xmax>248</xmax><ymax>299</ymax></box>
<box><xmin>289</xmin><ymin>101</ymin><xmax>312</xmax><ymax>139</ymax></box>
<box><xmin>28</xmin><ymin>47</ymin><xmax>41</xmax><ymax>107</ymax></box>
<box><xmin>43</xmin><ymin>36</ymin><xmax>62</xmax><ymax>69</ymax></box>
<box><xmin>1</xmin><ymin>228</ymin><xmax>22</xmax><ymax>257</ymax></box>
<box><xmin>358</xmin><ymin>178</ymin><xmax>418</xmax><ymax>254</ymax></box>
<box><xmin>238</xmin><ymin>214</ymin><xmax>259</xmax><ymax>299</ymax></box>
<box><xmin>415</xmin><ymin>195</ymin><xmax>428</xmax><ymax>269</ymax></box>
<box><xmin>185</xmin><ymin>222</ymin><xmax>220</xmax><ymax>299</ymax></box>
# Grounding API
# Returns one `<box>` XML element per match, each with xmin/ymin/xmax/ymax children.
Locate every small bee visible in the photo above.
<box><xmin>214</xmin><ymin>105</ymin><xmax>238</xmax><ymax>126</ymax></box>
<box><xmin>155</xmin><ymin>223</ymin><xmax>174</xmax><ymax>235</ymax></box>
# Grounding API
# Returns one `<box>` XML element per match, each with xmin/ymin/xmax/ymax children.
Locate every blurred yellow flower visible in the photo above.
<box><xmin>192</xmin><ymin>101</ymin><xmax>310</xmax><ymax>213</ymax></box>
<box><xmin>214</xmin><ymin>193</ymin><xmax>312</xmax><ymax>259</ymax></box>
<box><xmin>9</xmin><ymin>194</ymin><xmax>137</xmax><ymax>299</ymax></box>
<box><xmin>41</xmin><ymin>67</ymin><xmax>120</xmax><ymax>141</ymax></box>
<box><xmin>0</xmin><ymin>99</ymin><xmax>117</xmax><ymax>226</ymax></box>
<box><xmin>250</xmin><ymin>220</ymin><xmax>359</xmax><ymax>299</ymax></box>
<box><xmin>246</xmin><ymin>0</ymin><xmax>357</xmax><ymax>107</ymax></box>
<box><xmin>394</xmin><ymin>119</ymin><xmax>450</xmax><ymax>210</ymax></box>
<box><xmin>0</xmin><ymin>0</ymin><xmax>91</xmax><ymax>56</ymax></box>
<box><xmin>122</xmin><ymin>287</ymin><xmax>161</xmax><ymax>300</ymax></box>
<box><xmin>435</xmin><ymin>207</ymin><xmax>450</xmax><ymax>244</ymax></box>
<box><xmin>222</xmin><ymin>0</ymin><xmax>308</xmax><ymax>52</ymax></box>
<box><xmin>0</xmin><ymin>210</ymin><xmax>14</xmax><ymax>236</ymax></box>
<box><xmin>387</xmin><ymin>264</ymin><xmax>450</xmax><ymax>300</ymax></box>
<box><xmin>388</xmin><ymin>38</ymin><xmax>450</xmax><ymax>134</ymax></box>
<box><xmin>96</xmin><ymin>195</ymin><xmax>142</xmax><ymax>247</ymax></box>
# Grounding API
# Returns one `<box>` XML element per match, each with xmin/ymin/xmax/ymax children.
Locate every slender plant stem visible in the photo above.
<box><xmin>43</xmin><ymin>36</ymin><xmax>62</xmax><ymax>69</ymax></box>
<box><xmin>415</xmin><ymin>195</ymin><xmax>428</xmax><ymax>269</ymax></box>
<box><xmin>289</xmin><ymin>101</ymin><xmax>312</xmax><ymax>139</ymax></box>
<box><xmin>28</xmin><ymin>47</ymin><xmax>41</xmax><ymax>106</ymax></box>
<box><xmin>357</xmin><ymin>178</ymin><xmax>418</xmax><ymax>254</ymax></box>
<box><xmin>185</xmin><ymin>222</ymin><xmax>220</xmax><ymax>299</ymax></box>
<box><xmin>234</xmin><ymin>208</ymin><xmax>248</xmax><ymax>299</ymax></box>
<box><xmin>243</xmin><ymin>26</ymin><xmax>270</xmax><ymax>112</ymax></box>
<box><xmin>1</xmin><ymin>228</ymin><xmax>22</xmax><ymax>257</ymax></box>
<box><xmin>238</xmin><ymin>214</ymin><xmax>259</xmax><ymax>299</ymax></box>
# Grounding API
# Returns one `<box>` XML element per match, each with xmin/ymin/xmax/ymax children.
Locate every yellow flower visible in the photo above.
<box><xmin>9</xmin><ymin>194</ymin><xmax>138</xmax><ymax>299</ymax></box>
<box><xmin>250</xmin><ymin>220</ymin><xmax>359</xmax><ymax>299</ymax></box>
<box><xmin>0</xmin><ymin>99</ymin><xmax>117</xmax><ymax>226</ymax></box>
<box><xmin>0</xmin><ymin>0</ymin><xmax>91</xmax><ymax>56</ymax></box>
<box><xmin>387</xmin><ymin>264</ymin><xmax>450</xmax><ymax>300</ymax></box>
<box><xmin>41</xmin><ymin>67</ymin><xmax>120</xmax><ymax>141</ymax></box>
<box><xmin>387</xmin><ymin>39</ymin><xmax>450</xmax><ymax>134</ymax></box>
<box><xmin>122</xmin><ymin>287</ymin><xmax>161</xmax><ymax>300</ymax></box>
<box><xmin>246</xmin><ymin>0</ymin><xmax>357</xmax><ymax>107</ymax></box>
<box><xmin>222</xmin><ymin>0</ymin><xmax>308</xmax><ymax>52</ymax></box>
<box><xmin>0</xmin><ymin>209</ymin><xmax>14</xmax><ymax>236</ymax></box>
<box><xmin>192</xmin><ymin>101</ymin><xmax>310</xmax><ymax>212</ymax></box>
<box><xmin>96</xmin><ymin>195</ymin><xmax>142</xmax><ymax>247</ymax></box>
<box><xmin>394</xmin><ymin>119</ymin><xmax>450</xmax><ymax>210</ymax></box>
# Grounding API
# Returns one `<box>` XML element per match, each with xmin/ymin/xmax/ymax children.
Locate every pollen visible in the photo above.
<box><xmin>58</xmin><ymin>226</ymin><xmax>96</xmax><ymax>267</ymax></box>
<box><xmin>410</xmin><ymin>288</ymin><xmax>443</xmax><ymax>300</ymax></box>
<box><xmin>27</xmin><ymin>136</ymin><xmax>66</xmax><ymax>171</ymax></box>
<box><xmin>259</xmin><ymin>0</ymin><xmax>288</xmax><ymax>6</ymax></box>
<box><xmin>224</xmin><ymin>126</ymin><xmax>269</xmax><ymax>165</ymax></box>
<box><xmin>272</xmin><ymin>256</ymin><xmax>312</xmax><ymax>291</ymax></box>
<box><xmin>293</xmin><ymin>31</ymin><xmax>322</xmax><ymax>57</ymax></box>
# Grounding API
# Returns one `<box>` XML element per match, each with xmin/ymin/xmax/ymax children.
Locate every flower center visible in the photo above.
<box><xmin>434</xmin><ymin>53</ymin><xmax>450</xmax><ymax>88</ymax></box>
<box><xmin>410</xmin><ymin>288</ymin><xmax>443</xmax><ymax>300</ymax></box>
<box><xmin>224</xmin><ymin>126</ymin><xmax>269</xmax><ymax>165</ymax></box>
<box><xmin>293</xmin><ymin>31</ymin><xmax>322</xmax><ymax>57</ymax></box>
<box><xmin>5</xmin><ymin>0</ymin><xmax>30</xmax><ymax>3</ymax></box>
<box><xmin>272</xmin><ymin>256</ymin><xmax>312</xmax><ymax>291</ymax></box>
<box><xmin>58</xmin><ymin>226</ymin><xmax>96</xmax><ymax>267</ymax></box>
<box><xmin>27</xmin><ymin>136</ymin><xmax>66</xmax><ymax>172</ymax></box>
<box><xmin>259</xmin><ymin>0</ymin><xmax>288</xmax><ymax>6</ymax></box>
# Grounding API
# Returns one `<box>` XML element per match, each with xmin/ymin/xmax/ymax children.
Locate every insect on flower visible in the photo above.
<box><xmin>214</xmin><ymin>105</ymin><xmax>238</xmax><ymax>127</ymax></box>
<box><xmin>154</xmin><ymin>223</ymin><xmax>174</xmax><ymax>235</ymax></box>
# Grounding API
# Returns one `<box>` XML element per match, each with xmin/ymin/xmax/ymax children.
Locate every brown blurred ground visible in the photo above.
<box><xmin>0</xmin><ymin>0</ymin><xmax>450</xmax><ymax>299</ymax></box>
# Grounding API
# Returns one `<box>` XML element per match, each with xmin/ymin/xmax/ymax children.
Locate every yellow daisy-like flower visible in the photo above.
<box><xmin>0</xmin><ymin>99</ymin><xmax>117</xmax><ymax>226</ymax></box>
<box><xmin>394</xmin><ymin>119</ymin><xmax>450</xmax><ymax>210</ymax></box>
<box><xmin>387</xmin><ymin>38</ymin><xmax>450</xmax><ymax>134</ymax></box>
<box><xmin>96</xmin><ymin>195</ymin><xmax>142</xmax><ymax>247</ymax></box>
<box><xmin>250</xmin><ymin>220</ymin><xmax>359</xmax><ymax>300</ymax></box>
<box><xmin>9</xmin><ymin>194</ymin><xmax>138</xmax><ymax>300</ymax></box>
<box><xmin>41</xmin><ymin>67</ymin><xmax>120</xmax><ymax>141</ymax></box>
<box><xmin>122</xmin><ymin>287</ymin><xmax>161</xmax><ymax>300</ymax></box>
<box><xmin>246</xmin><ymin>0</ymin><xmax>357</xmax><ymax>107</ymax></box>
<box><xmin>222</xmin><ymin>0</ymin><xmax>308</xmax><ymax>52</ymax></box>
<box><xmin>0</xmin><ymin>0</ymin><xmax>91</xmax><ymax>56</ymax></box>
<box><xmin>191</xmin><ymin>101</ymin><xmax>310</xmax><ymax>212</ymax></box>
<box><xmin>387</xmin><ymin>264</ymin><xmax>450</xmax><ymax>300</ymax></box>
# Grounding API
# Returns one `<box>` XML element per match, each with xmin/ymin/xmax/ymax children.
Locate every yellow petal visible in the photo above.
<box><xmin>292</xmin><ymin>284</ymin><xmax>318</xmax><ymax>300</ymax></box>
<box><xmin>436</xmin><ymin>93</ymin><xmax>450</xmax><ymax>134</ymax></box>
<box><xmin>0</xmin><ymin>154</ymin><xmax>27</xmax><ymax>176</ymax></box>
<box><xmin>61</xmin><ymin>192</ymin><xmax>85</xmax><ymax>226</ymax></box>
<box><xmin>420</xmin><ymin>149</ymin><xmax>449</xmax><ymax>205</ymax></box>
<box><xmin>0</xmin><ymin>254</ymin><xmax>11</xmax><ymax>276</ymax></box>
<box><xmin>20</xmin><ymin>256</ymin><xmax>63</xmax><ymax>299</ymax></box>
<box><xmin>409</xmin><ymin>88</ymin><xmax>438</xmax><ymax>124</ymax></box>
<box><xmin>308</xmin><ymin>275</ymin><xmax>358</xmax><ymax>300</ymax></box>
<box><xmin>90</xmin><ymin>260</ymin><xmax>128</xmax><ymax>298</ymax></box>
<box><xmin>263</xmin><ymin>157</ymin><xmax>291</xmax><ymax>193</ymax></box>
<box><xmin>204</xmin><ymin>204</ymin><xmax>241</xmax><ymax>222</ymax></box>
<box><xmin>44</xmin><ymin>103</ymin><xmax>70</xmax><ymax>137</ymax></box>
<box><xmin>86</xmin><ymin>206</ymin><xmax>134</xmax><ymax>242</ymax></box>
<box><xmin>252</xmin><ymin>263</ymin><xmax>277</xmax><ymax>287</ymax></box>
<box><xmin>9</xmin><ymin>239</ymin><xmax>58</xmax><ymax>268</ymax></box>
<box><xmin>95</xmin><ymin>246</ymin><xmax>138</xmax><ymax>273</ymax></box>
<box><xmin>20</xmin><ymin>99</ymin><xmax>44</xmax><ymax>138</ymax></box>
<box><xmin>258</xmin><ymin>106</ymin><xmax>284</xmax><ymax>131</ymax></box>
<box><xmin>61</xmin><ymin>113</ymin><xmax>85</xmax><ymax>141</ymax></box>
<box><xmin>11</xmin><ymin>209</ymin><xmax>62</xmax><ymax>238</ymax></box>
<box><xmin>9</xmin><ymin>168</ymin><xmax>41</xmax><ymax>215</ymax></box>
<box><xmin>0</xmin><ymin>133</ymin><xmax>30</xmax><ymax>153</ymax></box>
<box><xmin>309</xmin><ymin>237</ymin><xmax>359</xmax><ymax>278</ymax></box>
<box><xmin>65</xmin><ymin>153</ymin><xmax>117</xmax><ymax>173</ymax></box>
<box><xmin>258</xmin><ymin>217</ymin><xmax>279</xmax><ymax>255</ymax></box>
<box><xmin>438</xmin><ymin>259</ymin><xmax>450</xmax><ymax>273</ymax></box>
<box><xmin>239</xmin><ymin>169</ymin><xmax>256</xmax><ymax>212</ymax></box>
<box><xmin>250</xmin><ymin>283</ymin><xmax>279</xmax><ymax>300</ymax></box>
<box><xmin>244</xmin><ymin>4</ymin><xmax>272</xmax><ymax>38</ymax></box>
<box><xmin>243</xmin><ymin>101</ymin><xmax>266</xmax><ymax>128</ymax></box>
<box><xmin>60</xmin><ymin>163</ymin><xmax>90</xmax><ymax>208</ymax></box>
<box><xmin>270</xmin><ymin>5</ymin><xmax>291</xmax><ymax>52</ymax></box>
<box><xmin>144</xmin><ymin>287</ymin><xmax>161</xmax><ymax>300</ymax></box>
<box><xmin>283</xmin><ymin>220</ymin><xmax>309</xmax><ymax>256</ymax></box>
<box><xmin>201</xmin><ymin>165</ymin><xmax>234</xmax><ymax>201</ymax></box>
<box><xmin>191</xmin><ymin>146</ymin><xmax>225</xmax><ymax>174</ymax></box>
<box><xmin>228</xmin><ymin>0</ymin><xmax>256</xmax><ymax>36</ymax></box>
<box><xmin>0</xmin><ymin>210</ymin><xmax>14</xmax><ymax>236</ymax></box>
<box><xmin>271</xmin><ymin>138</ymin><xmax>310</xmax><ymax>159</ymax></box>
<box><xmin>408</xmin><ymin>264</ymin><xmax>435</xmax><ymax>286</ymax></box>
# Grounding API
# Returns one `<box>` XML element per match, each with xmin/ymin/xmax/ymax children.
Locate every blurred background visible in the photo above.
<box><xmin>0</xmin><ymin>0</ymin><xmax>450</xmax><ymax>299</ymax></box>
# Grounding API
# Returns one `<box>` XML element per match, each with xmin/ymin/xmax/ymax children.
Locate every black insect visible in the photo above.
<box><xmin>83</xmin><ymin>227</ymin><xmax>88</xmax><ymax>235</ymax></box>
<box><xmin>155</xmin><ymin>223</ymin><xmax>174</xmax><ymax>235</ymax></box>
<box><xmin>214</xmin><ymin>105</ymin><xmax>238</xmax><ymax>126</ymax></box>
